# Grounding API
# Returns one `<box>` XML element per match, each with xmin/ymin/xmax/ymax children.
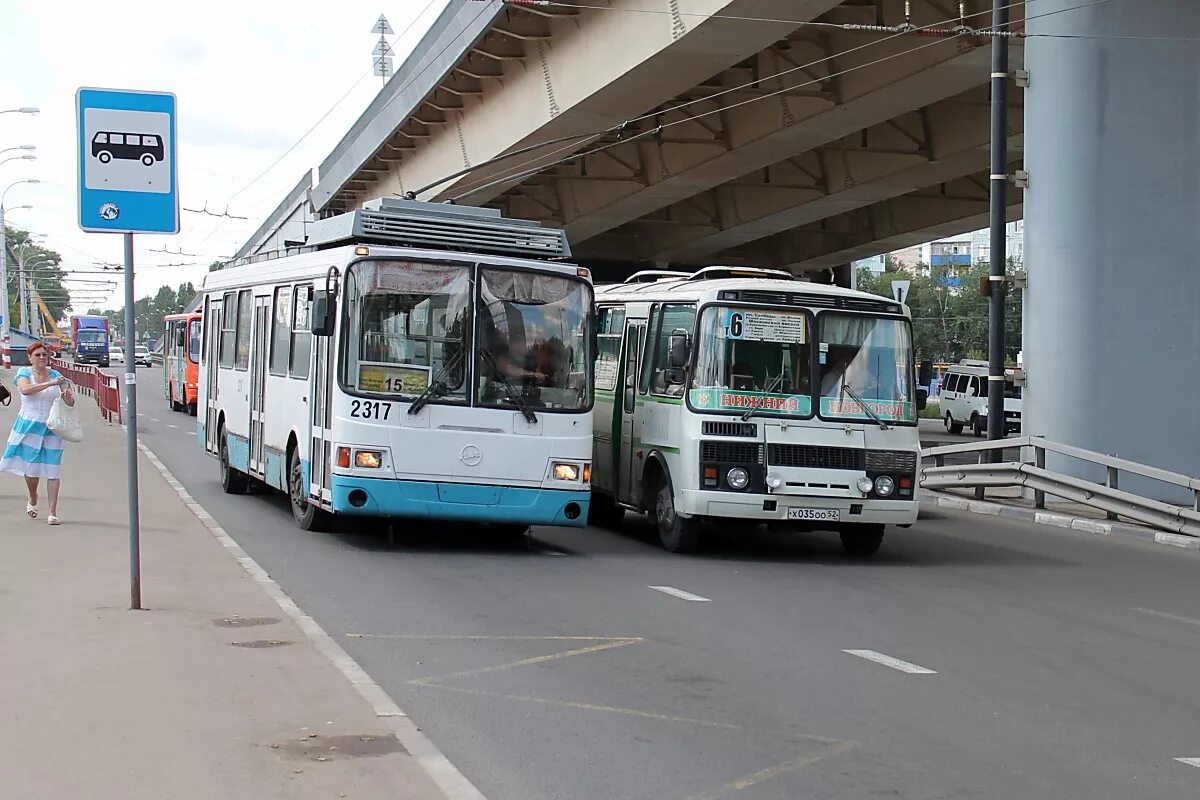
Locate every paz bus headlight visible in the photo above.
<box><xmin>873</xmin><ymin>475</ymin><xmax>896</xmax><ymax>497</ymax></box>
<box><xmin>726</xmin><ymin>467</ymin><xmax>749</xmax><ymax>490</ymax></box>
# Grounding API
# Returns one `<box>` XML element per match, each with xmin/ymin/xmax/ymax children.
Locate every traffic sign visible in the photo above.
<box><xmin>76</xmin><ymin>87</ymin><xmax>179</xmax><ymax>234</ymax></box>
<box><xmin>891</xmin><ymin>279</ymin><xmax>911</xmax><ymax>305</ymax></box>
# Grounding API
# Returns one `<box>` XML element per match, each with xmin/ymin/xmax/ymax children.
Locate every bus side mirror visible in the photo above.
<box><xmin>668</xmin><ymin>332</ymin><xmax>690</xmax><ymax>369</ymax></box>
<box><xmin>176</xmin><ymin>329</ymin><xmax>185</xmax><ymax>348</ymax></box>
<box><xmin>916</xmin><ymin>388</ymin><xmax>928</xmax><ymax>411</ymax></box>
<box><xmin>310</xmin><ymin>292</ymin><xmax>336</xmax><ymax>337</ymax></box>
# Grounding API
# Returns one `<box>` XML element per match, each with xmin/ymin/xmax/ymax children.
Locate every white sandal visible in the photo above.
<box><xmin>26</xmin><ymin>503</ymin><xmax>38</xmax><ymax>519</ymax></box>
<box><xmin>47</xmin><ymin>515</ymin><xmax>61</xmax><ymax>526</ymax></box>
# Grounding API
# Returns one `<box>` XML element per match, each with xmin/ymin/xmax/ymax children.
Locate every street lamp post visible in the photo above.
<box><xmin>0</xmin><ymin>107</ymin><xmax>40</xmax><ymax>116</ymax></box>
<box><xmin>0</xmin><ymin>154</ymin><xmax>36</xmax><ymax>168</ymax></box>
<box><xmin>0</xmin><ymin>145</ymin><xmax>36</xmax><ymax>157</ymax></box>
<box><xmin>1</xmin><ymin>179</ymin><xmax>41</xmax><ymax>369</ymax></box>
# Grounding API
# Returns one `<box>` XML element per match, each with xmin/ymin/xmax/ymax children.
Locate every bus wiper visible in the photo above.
<box><xmin>840</xmin><ymin>383</ymin><xmax>890</xmax><ymax>431</ymax></box>
<box><xmin>408</xmin><ymin>348</ymin><xmax>464</xmax><ymax>416</ymax></box>
<box><xmin>741</xmin><ymin>373</ymin><xmax>784</xmax><ymax>421</ymax></box>
<box><xmin>479</xmin><ymin>349</ymin><xmax>538</xmax><ymax>424</ymax></box>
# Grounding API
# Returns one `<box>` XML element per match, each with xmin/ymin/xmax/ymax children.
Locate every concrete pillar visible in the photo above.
<box><xmin>1024</xmin><ymin>0</ymin><xmax>1200</xmax><ymax>497</ymax></box>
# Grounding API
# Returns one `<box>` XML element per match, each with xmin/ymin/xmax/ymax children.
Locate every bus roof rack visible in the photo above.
<box><xmin>303</xmin><ymin>197</ymin><xmax>572</xmax><ymax>260</ymax></box>
<box><xmin>686</xmin><ymin>266</ymin><xmax>798</xmax><ymax>282</ymax></box>
<box><xmin>623</xmin><ymin>270</ymin><xmax>691</xmax><ymax>284</ymax></box>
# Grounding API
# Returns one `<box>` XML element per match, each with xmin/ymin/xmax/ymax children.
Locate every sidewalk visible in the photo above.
<box><xmin>0</xmin><ymin>397</ymin><xmax>454</xmax><ymax>799</ymax></box>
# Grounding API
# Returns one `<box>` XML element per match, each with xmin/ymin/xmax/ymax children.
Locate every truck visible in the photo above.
<box><xmin>70</xmin><ymin>314</ymin><xmax>111</xmax><ymax>367</ymax></box>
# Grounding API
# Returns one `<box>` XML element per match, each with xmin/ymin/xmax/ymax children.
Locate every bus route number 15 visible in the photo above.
<box><xmin>350</xmin><ymin>400</ymin><xmax>392</xmax><ymax>420</ymax></box>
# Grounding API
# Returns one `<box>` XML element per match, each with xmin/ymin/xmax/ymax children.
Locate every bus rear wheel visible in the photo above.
<box><xmin>840</xmin><ymin>525</ymin><xmax>885</xmax><ymax>557</ymax></box>
<box><xmin>654</xmin><ymin>476</ymin><xmax>701</xmax><ymax>553</ymax></box>
<box><xmin>289</xmin><ymin>447</ymin><xmax>331</xmax><ymax>532</ymax></box>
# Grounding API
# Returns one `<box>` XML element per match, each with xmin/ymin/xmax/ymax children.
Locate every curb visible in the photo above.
<box><xmin>923</xmin><ymin>491</ymin><xmax>1200</xmax><ymax>553</ymax></box>
<box><xmin>137</xmin><ymin>441</ymin><xmax>488</xmax><ymax>800</ymax></box>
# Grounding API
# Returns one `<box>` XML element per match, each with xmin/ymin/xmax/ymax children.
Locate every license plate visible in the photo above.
<box><xmin>787</xmin><ymin>508</ymin><xmax>841</xmax><ymax>522</ymax></box>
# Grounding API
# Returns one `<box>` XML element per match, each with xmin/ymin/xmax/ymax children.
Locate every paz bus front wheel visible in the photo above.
<box><xmin>840</xmin><ymin>525</ymin><xmax>885</xmax><ymax>558</ymax></box>
<box><xmin>289</xmin><ymin>447</ymin><xmax>331</xmax><ymax>532</ymax></box>
<box><xmin>654</xmin><ymin>476</ymin><xmax>701</xmax><ymax>553</ymax></box>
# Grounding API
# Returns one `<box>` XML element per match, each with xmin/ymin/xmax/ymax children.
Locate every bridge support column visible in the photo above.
<box><xmin>1024</xmin><ymin>0</ymin><xmax>1200</xmax><ymax>495</ymax></box>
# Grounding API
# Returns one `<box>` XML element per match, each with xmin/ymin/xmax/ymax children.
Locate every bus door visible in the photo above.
<box><xmin>308</xmin><ymin>288</ymin><xmax>335</xmax><ymax>507</ymax></box>
<box><xmin>204</xmin><ymin>300</ymin><xmax>222</xmax><ymax>454</ymax></box>
<box><xmin>248</xmin><ymin>295</ymin><xmax>271</xmax><ymax>477</ymax></box>
<box><xmin>617</xmin><ymin>320</ymin><xmax>646</xmax><ymax>505</ymax></box>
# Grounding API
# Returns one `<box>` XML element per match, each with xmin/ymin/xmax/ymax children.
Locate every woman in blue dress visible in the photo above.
<box><xmin>1</xmin><ymin>341</ymin><xmax>77</xmax><ymax>525</ymax></box>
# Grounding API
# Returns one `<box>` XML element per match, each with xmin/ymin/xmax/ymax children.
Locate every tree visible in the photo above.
<box><xmin>5</xmin><ymin>226</ymin><xmax>72</xmax><ymax>328</ymax></box>
<box><xmin>857</xmin><ymin>257</ymin><xmax>1023</xmax><ymax>364</ymax></box>
<box><xmin>100</xmin><ymin>284</ymin><xmax>197</xmax><ymax>343</ymax></box>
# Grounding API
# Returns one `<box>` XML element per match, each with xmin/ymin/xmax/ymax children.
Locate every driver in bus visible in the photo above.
<box><xmin>479</xmin><ymin>300</ymin><xmax>547</xmax><ymax>386</ymax></box>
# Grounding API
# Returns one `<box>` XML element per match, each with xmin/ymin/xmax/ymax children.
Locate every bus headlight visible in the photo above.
<box><xmin>354</xmin><ymin>450</ymin><xmax>384</xmax><ymax>469</ymax></box>
<box><xmin>726</xmin><ymin>467</ymin><xmax>749</xmax><ymax>490</ymax></box>
<box><xmin>857</xmin><ymin>477</ymin><xmax>875</xmax><ymax>495</ymax></box>
<box><xmin>552</xmin><ymin>463</ymin><xmax>580</xmax><ymax>481</ymax></box>
<box><xmin>874</xmin><ymin>475</ymin><xmax>896</xmax><ymax>497</ymax></box>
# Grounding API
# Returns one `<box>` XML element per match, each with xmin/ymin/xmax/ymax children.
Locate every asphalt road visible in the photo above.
<box><xmin>127</xmin><ymin>371</ymin><xmax>1200</xmax><ymax>800</ymax></box>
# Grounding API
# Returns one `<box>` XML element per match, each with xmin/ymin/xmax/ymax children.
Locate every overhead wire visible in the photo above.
<box><xmin>445</xmin><ymin>0</ymin><xmax>1092</xmax><ymax>202</ymax></box>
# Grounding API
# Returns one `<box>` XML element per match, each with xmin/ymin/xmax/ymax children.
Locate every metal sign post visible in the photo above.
<box><xmin>76</xmin><ymin>87</ymin><xmax>179</xmax><ymax>611</ymax></box>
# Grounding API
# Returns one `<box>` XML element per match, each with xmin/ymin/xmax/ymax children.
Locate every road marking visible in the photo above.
<box><xmin>1175</xmin><ymin>758</ymin><xmax>1200</xmax><ymax>768</ymax></box>
<box><xmin>150</xmin><ymin>417</ymin><xmax>160</xmax><ymax>422</ymax></box>
<box><xmin>843</xmin><ymin>649</ymin><xmax>936</xmax><ymax>674</ymax></box>
<box><xmin>683</xmin><ymin>740</ymin><xmax>859</xmax><ymax>800</ymax></box>
<box><xmin>186</xmin><ymin>431</ymin><xmax>196</xmax><ymax>436</ymax></box>
<box><xmin>648</xmin><ymin>585</ymin><xmax>712</xmax><ymax>602</ymax></box>
<box><xmin>136</xmin><ymin>441</ymin><xmax>488</xmax><ymax>800</ymax></box>
<box><xmin>535</xmin><ymin>548</ymin><xmax>567</xmax><ymax>556</ymax></box>
<box><xmin>167</xmin><ymin>424</ymin><xmax>177</xmax><ymax>429</ymax></box>
<box><xmin>409</xmin><ymin>638</ymin><xmax>643</xmax><ymax>686</ymax></box>
<box><xmin>1134</xmin><ymin>607</ymin><xmax>1200</xmax><ymax>628</ymax></box>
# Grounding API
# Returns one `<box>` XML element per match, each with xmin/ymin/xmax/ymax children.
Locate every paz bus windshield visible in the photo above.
<box><xmin>817</xmin><ymin>314</ymin><xmax>915</xmax><ymax>424</ymax></box>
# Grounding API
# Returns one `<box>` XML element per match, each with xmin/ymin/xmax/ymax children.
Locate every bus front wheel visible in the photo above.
<box><xmin>219</xmin><ymin>427</ymin><xmax>248</xmax><ymax>495</ymax></box>
<box><xmin>289</xmin><ymin>447</ymin><xmax>331</xmax><ymax>532</ymax></box>
<box><xmin>654</xmin><ymin>476</ymin><xmax>701</xmax><ymax>553</ymax></box>
<box><xmin>840</xmin><ymin>525</ymin><xmax>885</xmax><ymax>557</ymax></box>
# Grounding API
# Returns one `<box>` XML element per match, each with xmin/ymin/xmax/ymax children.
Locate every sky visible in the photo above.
<box><xmin>0</xmin><ymin>0</ymin><xmax>449</xmax><ymax>311</ymax></box>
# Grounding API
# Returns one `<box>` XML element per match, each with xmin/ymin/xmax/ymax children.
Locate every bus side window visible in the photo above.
<box><xmin>219</xmin><ymin>292</ymin><xmax>237</xmax><ymax>367</ymax></box>
<box><xmin>595</xmin><ymin>307</ymin><xmax>624</xmax><ymax>392</ymax></box>
<box><xmin>648</xmin><ymin>304</ymin><xmax>696</xmax><ymax>397</ymax></box>
<box><xmin>290</xmin><ymin>285</ymin><xmax>312</xmax><ymax>380</ymax></box>
<box><xmin>234</xmin><ymin>289</ymin><xmax>252</xmax><ymax>370</ymax></box>
<box><xmin>270</xmin><ymin>286</ymin><xmax>292</xmax><ymax>376</ymax></box>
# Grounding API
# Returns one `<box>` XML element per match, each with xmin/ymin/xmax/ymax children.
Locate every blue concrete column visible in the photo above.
<box><xmin>1024</xmin><ymin>0</ymin><xmax>1200</xmax><ymax>495</ymax></box>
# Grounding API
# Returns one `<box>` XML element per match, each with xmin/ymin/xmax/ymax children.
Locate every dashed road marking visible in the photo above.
<box><xmin>1134</xmin><ymin>607</ymin><xmax>1200</xmax><ymax>628</ymax></box>
<box><xmin>150</xmin><ymin>417</ymin><xmax>160</xmax><ymax>422</ymax></box>
<box><xmin>1175</xmin><ymin>758</ymin><xmax>1200</xmax><ymax>768</ymax></box>
<box><xmin>843</xmin><ymin>649</ymin><xmax>936</xmax><ymax>675</ymax></box>
<box><xmin>649</xmin><ymin>585</ymin><xmax>712</xmax><ymax>602</ymax></box>
<box><xmin>168</xmin><ymin>424</ymin><xmax>178</xmax><ymax>429</ymax></box>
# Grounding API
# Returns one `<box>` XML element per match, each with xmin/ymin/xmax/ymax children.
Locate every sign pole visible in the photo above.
<box><xmin>124</xmin><ymin>232</ymin><xmax>142</xmax><ymax>610</ymax></box>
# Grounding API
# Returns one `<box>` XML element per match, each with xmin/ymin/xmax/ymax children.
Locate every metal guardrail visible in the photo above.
<box><xmin>921</xmin><ymin>436</ymin><xmax>1200</xmax><ymax>538</ymax></box>
<box><xmin>52</xmin><ymin>359</ymin><xmax>122</xmax><ymax>424</ymax></box>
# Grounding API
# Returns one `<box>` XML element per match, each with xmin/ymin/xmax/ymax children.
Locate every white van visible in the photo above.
<box><xmin>939</xmin><ymin>360</ymin><xmax>1022</xmax><ymax>436</ymax></box>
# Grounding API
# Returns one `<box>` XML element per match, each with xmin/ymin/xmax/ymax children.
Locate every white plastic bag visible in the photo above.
<box><xmin>47</xmin><ymin>393</ymin><xmax>84</xmax><ymax>444</ymax></box>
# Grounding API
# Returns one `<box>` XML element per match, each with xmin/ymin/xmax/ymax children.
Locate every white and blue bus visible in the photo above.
<box><xmin>197</xmin><ymin>199</ymin><xmax>594</xmax><ymax>534</ymax></box>
<box><xmin>589</xmin><ymin>268</ymin><xmax>925</xmax><ymax>556</ymax></box>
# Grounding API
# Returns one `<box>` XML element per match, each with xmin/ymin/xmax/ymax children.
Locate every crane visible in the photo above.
<box><xmin>31</xmin><ymin>288</ymin><xmax>69</xmax><ymax>352</ymax></box>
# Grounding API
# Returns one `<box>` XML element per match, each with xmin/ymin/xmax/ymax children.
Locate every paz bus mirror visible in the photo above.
<box><xmin>668</xmin><ymin>330</ymin><xmax>690</xmax><ymax>369</ymax></box>
<box><xmin>310</xmin><ymin>291</ymin><xmax>336</xmax><ymax>337</ymax></box>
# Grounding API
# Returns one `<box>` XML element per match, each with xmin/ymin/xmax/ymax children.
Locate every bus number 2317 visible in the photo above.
<box><xmin>350</xmin><ymin>400</ymin><xmax>392</xmax><ymax>420</ymax></box>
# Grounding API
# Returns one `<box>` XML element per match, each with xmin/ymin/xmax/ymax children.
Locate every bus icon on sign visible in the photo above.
<box><xmin>91</xmin><ymin>131</ymin><xmax>164</xmax><ymax>167</ymax></box>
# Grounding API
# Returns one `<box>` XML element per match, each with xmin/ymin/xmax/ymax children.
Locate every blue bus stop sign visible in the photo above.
<box><xmin>76</xmin><ymin>87</ymin><xmax>178</xmax><ymax>234</ymax></box>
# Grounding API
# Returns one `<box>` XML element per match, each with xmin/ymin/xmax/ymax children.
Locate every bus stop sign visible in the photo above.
<box><xmin>76</xmin><ymin>87</ymin><xmax>179</xmax><ymax>234</ymax></box>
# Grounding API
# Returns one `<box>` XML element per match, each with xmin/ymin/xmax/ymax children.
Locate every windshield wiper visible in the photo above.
<box><xmin>479</xmin><ymin>349</ymin><xmax>538</xmax><ymax>423</ymax></box>
<box><xmin>408</xmin><ymin>348</ymin><xmax>464</xmax><ymax>416</ymax></box>
<box><xmin>839</xmin><ymin>383</ymin><xmax>889</xmax><ymax>430</ymax></box>
<box><xmin>741</xmin><ymin>373</ymin><xmax>785</xmax><ymax>421</ymax></box>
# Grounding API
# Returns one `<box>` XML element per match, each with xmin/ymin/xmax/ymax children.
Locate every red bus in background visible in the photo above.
<box><xmin>164</xmin><ymin>311</ymin><xmax>202</xmax><ymax>415</ymax></box>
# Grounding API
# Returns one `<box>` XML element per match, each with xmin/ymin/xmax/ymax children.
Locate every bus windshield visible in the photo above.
<box><xmin>342</xmin><ymin>260</ymin><xmax>472</xmax><ymax>402</ymax></box>
<box><xmin>691</xmin><ymin>306</ymin><xmax>813</xmax><ymax>417</ymax></box>
<box><xmin>817</xmin><ymin>314</ymin><xmax>915</xmax><ymax>424</ymax></box>
<box><xmin>476</xmin><ymin>267</ymin><xmax>593</xmax><ymax>411</ymax></box>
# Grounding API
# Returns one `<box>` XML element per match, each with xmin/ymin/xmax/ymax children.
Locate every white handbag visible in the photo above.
<box><xmin>47</xmin><ymin>390</ymin><xmax>84</xmax><ymax>444</ymax></box>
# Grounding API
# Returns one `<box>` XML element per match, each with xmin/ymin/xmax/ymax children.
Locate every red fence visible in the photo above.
<box><xmin>52</xmin><ymin>359</ymin><xmax>123</xmax><ymax>424</ymax></box>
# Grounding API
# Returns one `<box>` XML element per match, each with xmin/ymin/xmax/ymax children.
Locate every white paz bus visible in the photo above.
<box><xmin>590</xmin><ymin>268</ymin><xmax>926</xmax><ymax>556</ymax></box>
<box><xmin>197</xmin><ymin>199</ymin><xmax>594</xmax><ymax>535</ymax></box>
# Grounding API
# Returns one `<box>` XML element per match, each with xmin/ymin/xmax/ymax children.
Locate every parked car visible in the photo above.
<box><xmin>939</xmin><ymin>359</ymin><xmax>1022</xmax><ymax>436</ymax></box>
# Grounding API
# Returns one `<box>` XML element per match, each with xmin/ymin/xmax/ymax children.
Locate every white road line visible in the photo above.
<box><xmin>1175</xmin><ymin>758</ymin><xmax>1200</xmax><ymax>768</ymax></box>
<box><xmin>648</xmin><ymin>585</ymin><xmax>712</xmax><ymax>602</ymax></box>
<box><xmin>167</xmin><ymin>424</ymin><xmax>178</xmax><ymax>429</ymax></box>
<box><xmin>843</xmin><ymin>649</ymin><xmax>937</xmax><ymax>675</ymax></box>
<box><xmin>535</xmin><ymin>549</ymin><xmax>568</xmax><ymax>557</ymax></box>
<box><xmin>150</xmin><ymin>418</ymin><xmax>160</xmax><ymax>422</ymax></box>
<box><xmin>186</xmin><ymin>431</ymin><xmax>196</xmax><ymax>436</ymax></box>
<box><xmin>1134</xmin><ymin>607</ymin><xmax>1200</xmax><ymax>628</ymax></box>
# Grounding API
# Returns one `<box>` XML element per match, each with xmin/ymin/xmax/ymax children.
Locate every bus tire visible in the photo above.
<box><xmin>587</xmin><ymin>494</ymin><xmax>625</xmax><ymax>528</ymax></box>
<box><xmin>218</xmin><ymin>425</ymin><xmax>248</xmax><ymax>495</ymax></box>
<box><xmin>187</xmin><ymin>402</ymin><xmax>197</xmax><ymax>417</ymax></box>
<box><xmin>654</xmin><ymin>475</ymin><xmax>701</xmax><ymax>553</ymax></box>
<box><xmin>288</xmin><ymin>446</ymin><xmax>331</xmax><ymax>532</ymax></box>
<box><xmin>840</xmin><ymin>525</ymin><xmax>885</xmax><ymax>557</ymax></box>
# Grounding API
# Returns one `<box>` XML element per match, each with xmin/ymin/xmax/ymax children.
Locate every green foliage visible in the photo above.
<box><xmin>86</xmin><ymin>282</ymin><xmax>196</xmax><ymax>343</ymax></box>
<box><xmin>856</xmin><ymin>258</ymin><xmax>1022</xmax><ymax>364</ymax></box>
<box><xmin>919</xmin><ymin>400</ymin><xmax>942</xmax><ymax>420</ymax></box>
<box><xmin>5</xmin><ymin>226</ymin><xmax>71</xmax><ymax>327</ymax></box>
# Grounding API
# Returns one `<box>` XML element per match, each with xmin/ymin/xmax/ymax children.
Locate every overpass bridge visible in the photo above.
<box><xmin>237</xmin><ymin>0</ymin><xmax>1199</xmax><ymax>500</ymax></box>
